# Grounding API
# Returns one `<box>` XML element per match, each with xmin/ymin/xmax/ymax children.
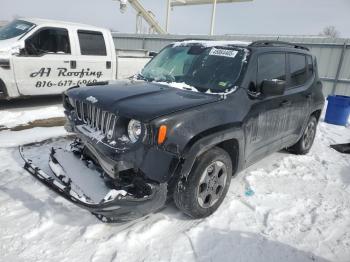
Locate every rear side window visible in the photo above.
<box><xmin>289</xmin><ymin>53</ymin><xmax>307</xmax><ymax>86</ymax></box>
<box><xmin>78</xmin><ymin>30</ymin><xmax>107</xmax><ymax>56</ymax></box>
<box><xmin>257</xmin><ymin>53</ymin><xmax>286</xmax><ymax>86</ymax></box>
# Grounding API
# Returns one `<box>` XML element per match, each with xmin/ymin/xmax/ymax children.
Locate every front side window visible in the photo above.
<box><xmin>0</xmin><ymin>20</ymin><xmax>34</xmax><ymax>40</ymax></box>
<box><xmin>78</xmin><ymin>30</ymin><xmax>106</xmax><ymax>56</ymax></box>
<box><xmin>290</xmin><ymin>53</ymin><xmax>307</xmax><ymax>86</ymax></box>
<box><xmin>25</xmin><ymin>28</ymin><xmax>71</xmax><ymax>55</ymax></box>
<box><xmin>141</xmin><ymin>44</ymin><xmax>247</xmax><ymax>93</ymax></box>
<box><xmin>257</xmin><ymin>53</ymin><xmax>286</xmax><ymax>86</ymax></box>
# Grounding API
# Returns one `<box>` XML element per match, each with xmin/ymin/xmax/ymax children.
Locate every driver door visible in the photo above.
<box><xmin>245</xmin><ymin>52</ymin><xmax>290</xmax><ymax>166</ymax></box>
<box><xmin>12</xmin><ymin>26</ymin><xmax>76</xmax><ymax>95</ymax></box>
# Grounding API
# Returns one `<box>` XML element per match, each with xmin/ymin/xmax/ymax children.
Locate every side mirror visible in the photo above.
<box><xmin>149</xmin><ymin>51</ymin><xmax>158</xmax><ymax>57</ymax></box>
<box><xmin>261</xmin><ymin>79</ymin><xmax>286</xmax><ymax>96</ymax></box>
<box><xmin>10</xmin><ymin>40</ymin><xmax>25</xmax><ymax>56</ymax></box>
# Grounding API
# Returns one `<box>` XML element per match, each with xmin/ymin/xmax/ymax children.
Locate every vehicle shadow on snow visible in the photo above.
<box><xmin>191</xmin><ymin>228</ymin><xmax>330</xmax><ymax>262</ymax></box>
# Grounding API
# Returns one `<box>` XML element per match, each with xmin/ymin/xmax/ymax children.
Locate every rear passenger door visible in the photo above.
<box><xmin>74</xmin><ymin>30</ymin><xmax>114</xmax><ymax>85</ymax></box>
<box><xmin>282</xmin><ymin>53</ymin><xmax>313</xmax><ymax>145</ymax></box>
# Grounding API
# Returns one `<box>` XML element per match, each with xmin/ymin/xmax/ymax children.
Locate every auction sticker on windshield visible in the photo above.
<box><xmin>209</xmin><ymin>48</ymin><xmax>238</xmax><ymax>58</ymax></box>
<box><xmin>15</xmin><ymin>24</ymin><xmax>31</xmax><ymax>30</ymax></box>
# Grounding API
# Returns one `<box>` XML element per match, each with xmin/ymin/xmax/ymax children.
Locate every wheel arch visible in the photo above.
<box><xmin>311</xmin><ymin>109</ymin><xmax>322</xmax><ymax>122</ymax></box>
<box><xmin>216</xmin><ymin>139</ymin><xmax>240</xmax><ymax>175</ymax></box>
<box><xmin>179</xmin><ymin>125</ymin><xmax>245</xmax><ymax>179</ymax></box>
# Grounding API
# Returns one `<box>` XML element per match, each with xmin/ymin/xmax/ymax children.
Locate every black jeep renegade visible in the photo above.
<box><xmin>62</xmin><ymin>40</ymin><xmax>324</xmax><ymax>220</ymax></box>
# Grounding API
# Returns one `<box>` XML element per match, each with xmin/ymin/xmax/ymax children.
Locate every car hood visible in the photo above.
<box><xmin>0</xmin><ymin>38</ymin><xmax>18</xmax><ymax>53</ymax></box>
<box><xmin>67</xmin><ymin>81</ymin><xmax>222</xmax><ymax>122</ymax></box>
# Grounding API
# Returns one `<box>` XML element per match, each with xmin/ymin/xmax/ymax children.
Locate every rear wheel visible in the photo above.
<box><xmin>287</xmin><ymin>115</ymin><xmax>317</xmax><ymax>155</ymax></box>
<box><xmin>174</xmin><ymin>147</ymin><xmax>232</xmax><ymax>218</ymax></box>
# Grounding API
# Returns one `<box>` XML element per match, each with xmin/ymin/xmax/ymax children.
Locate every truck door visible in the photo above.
<box><xmin>245</xmin><ymin>52</ymin><xmax>289</xmax><ymax>166</ymax></box>
<box><xmin>12</xmin><ymin>27</ymin><xmax>76</xmax><ymax>95</ymax></box>
<box><xmin>74</xmin><ymin>30</ymin><xmax>114</xmax><ymax>84</ymax></box>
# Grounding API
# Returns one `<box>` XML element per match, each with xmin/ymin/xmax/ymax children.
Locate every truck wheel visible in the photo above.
<box><xmin>287</xmin><ymin>115</ymin><xmax>317</xmax><ymax>155</ymax></box>
<box><xmin>174</xmin><ymin>147</ymin><xmax>232</xmax><ymax>218</ymax></box>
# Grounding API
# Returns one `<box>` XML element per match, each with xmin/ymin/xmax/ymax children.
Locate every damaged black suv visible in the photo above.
<box><xmin>24</xmin><ymin>40</ymin><xmax>324</xmax><ymax>222</ymax></box>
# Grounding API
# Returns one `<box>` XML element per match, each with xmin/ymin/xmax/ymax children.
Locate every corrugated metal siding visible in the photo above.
<box><xmin>112</xmin><ymin>33</ymin><xmax>350</xmax><ymax>96</ymax></box>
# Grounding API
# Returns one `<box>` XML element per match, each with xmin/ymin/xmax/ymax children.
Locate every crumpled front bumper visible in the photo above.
<box><xmin>20</xmin><ymin>147</ymin><xmax>167</xmax><ymax>223</ymax></box>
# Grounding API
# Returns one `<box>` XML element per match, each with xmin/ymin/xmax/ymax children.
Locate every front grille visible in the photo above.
<box><xmin>74</xmin><ymin>100</ymin><xmax>118</xmax><ymax>139</ymax></box>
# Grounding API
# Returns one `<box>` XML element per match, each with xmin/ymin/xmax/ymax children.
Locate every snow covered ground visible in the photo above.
<box><xmin>0</xmin><ymin>106</ymin><xmax>63</xmax><ymax>129</ymax></box>
<box><xmin>0</xmin><ymin>102</ymin><xmax>350</xmax><ymax>262</ymax></box>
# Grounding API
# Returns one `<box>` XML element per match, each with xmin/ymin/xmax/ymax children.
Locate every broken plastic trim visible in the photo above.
<box><xmin>19</xmin><ymin>146</ymin><xmax>167</xmax><ymax>223</ymax></box>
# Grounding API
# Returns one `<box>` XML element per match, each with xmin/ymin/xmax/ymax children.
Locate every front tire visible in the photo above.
<box><xmin>287</xmin><ymin>115</ymin><xmax>317</xmax><ymax>155</ymax></box>
<box><xmin>174</xmin><ymin>147</ymin><xmax>232</xmax><ymax>219</ymax></box>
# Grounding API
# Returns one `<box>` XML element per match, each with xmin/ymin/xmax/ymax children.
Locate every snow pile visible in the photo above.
<box><xmin>157</xmin><ymin>81</ymin><xmax>239</xmax><ymax>97</ymax></box>
<box><xmin>86</xmin><ymin>96</ymin><xmax>98</xmax><ymax>103</ymax></box>
<box><xmin>157</xmin><ymin>81</ymin><xmax>199</xmax><ymax>92</ymax></box>
<box><xmin>0</xmin><ymin>106</ymin><xmax>64</xmax><ymax>128</ymax></box>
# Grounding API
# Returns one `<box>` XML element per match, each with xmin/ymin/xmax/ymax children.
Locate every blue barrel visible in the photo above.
<box><xmin>325</xmin><ymin>95</ymin><xmax>350</xmax><ymax>126</ymax></box>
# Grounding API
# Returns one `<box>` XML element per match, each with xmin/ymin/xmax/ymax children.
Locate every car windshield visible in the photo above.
<box><xmin>0</xmin><ymin>20</ymin><xmax>35</xmax><ymax>40</ymax></box>
<box><xmin>141</xmin><ymin>44</ymin><xmax>248</xmax><ymax>93</ymax></box>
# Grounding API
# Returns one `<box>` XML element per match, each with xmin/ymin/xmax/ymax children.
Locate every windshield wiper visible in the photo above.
<box><xmin>136</xmin><ymin>73</ymin><xmax>153</xmax><ymax>82</ymax></box>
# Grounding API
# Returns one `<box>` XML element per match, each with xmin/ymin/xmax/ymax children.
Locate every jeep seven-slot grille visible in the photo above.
<box><xmin>74</xmin><ymin>100</ymin><xmax>118</xmax><ymax>138</ymax></box>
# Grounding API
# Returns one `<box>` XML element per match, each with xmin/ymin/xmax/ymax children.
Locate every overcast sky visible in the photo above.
<box><xmin>1</xmin><ymin>0</ymin><xmax>350</xmax><ymax>37</ymax></box>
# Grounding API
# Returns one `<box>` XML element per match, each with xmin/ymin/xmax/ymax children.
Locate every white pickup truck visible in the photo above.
<box><xmin>0</xmin><ymin>18</ymin><xmax>151</xmax><ymax>99</ymax></box>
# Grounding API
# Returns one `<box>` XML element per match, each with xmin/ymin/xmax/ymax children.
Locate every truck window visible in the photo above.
<box><xmin>289</xmin><ymin>53</ymin><xmax>307</xmax><ymax>86</ymax></box>
<box><xmin>25</xmin><ymin>28</ymin><xmax>71</xmax><ymax>55</ymax></box>
<box><xmin>78</xmin><ymin>30</ymin><xmax>107</xmax><ymax>56</ymax></box>
<box><xmin>257</xmin><ymin>53</ymin><xmax>286</xmax><ymax>87</ymax></box>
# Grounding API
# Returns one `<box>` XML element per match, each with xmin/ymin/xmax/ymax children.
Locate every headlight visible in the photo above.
<box><xmin>127</xmin><ymin>119</ymin><xmax>142</xmax><ymax>143</ymax></box>
<box><xmin>68</xmin><ymin>97</ymin><xmax>75</xmax><ymax>107</ymax></box>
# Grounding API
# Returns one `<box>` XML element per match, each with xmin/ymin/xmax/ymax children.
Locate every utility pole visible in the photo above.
<box><xmin>210</xmin><ymin>0</ymin><xmax>217</xmax><ymax>35</ymax></box>
<box><xmin>166</xmin><ymin>0</ymin><xmax>171</xmax><ymax>32</ymax></box>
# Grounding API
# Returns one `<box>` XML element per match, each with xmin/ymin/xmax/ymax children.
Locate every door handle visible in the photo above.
<box><xmin>70</xmin><ymin>60</ymin><xmax>77</xmax><ymax>69</ymax></box>
<box><xmin>280</xmin><ymin>100</ymin><xmax>292</xmax><ymax>107</ymax></box>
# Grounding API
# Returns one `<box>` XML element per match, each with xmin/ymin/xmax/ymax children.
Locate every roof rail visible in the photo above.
<box><xmin>249</xmin><ymin>40</ymin><xmax>309</xmax><ymax>51</ymax></box>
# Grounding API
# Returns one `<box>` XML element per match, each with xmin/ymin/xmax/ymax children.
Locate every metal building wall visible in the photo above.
<box><xmin>112</xmin><ymin>33</ymin><xmax>350</xmax><ymax>96</ymax></box>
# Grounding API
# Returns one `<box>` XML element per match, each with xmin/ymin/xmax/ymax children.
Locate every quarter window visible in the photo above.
<box><xmin>257</xmin><ymin>53</ymin><xmax>286</xmax><ymax>86</ymax></box>
<box><xmin>78</xmin><ymin>30</ymin><xmax>107</xmax><ymax>56</ymax></box>
<box><xmin>307</xmin><ymin>55</ymin><xmax>314</xmax><ymax>76</ymax></box>
<box><xmin>289</xmin><ymin>54</ymin><xmax>307</xmax><ymax>86</ymax></box>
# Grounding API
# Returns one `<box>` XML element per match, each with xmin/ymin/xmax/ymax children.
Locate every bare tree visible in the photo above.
<box><xmin>319</xmin><ymin>26</ymin><xmax>340</xmax><ymax>38</ymax></box>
